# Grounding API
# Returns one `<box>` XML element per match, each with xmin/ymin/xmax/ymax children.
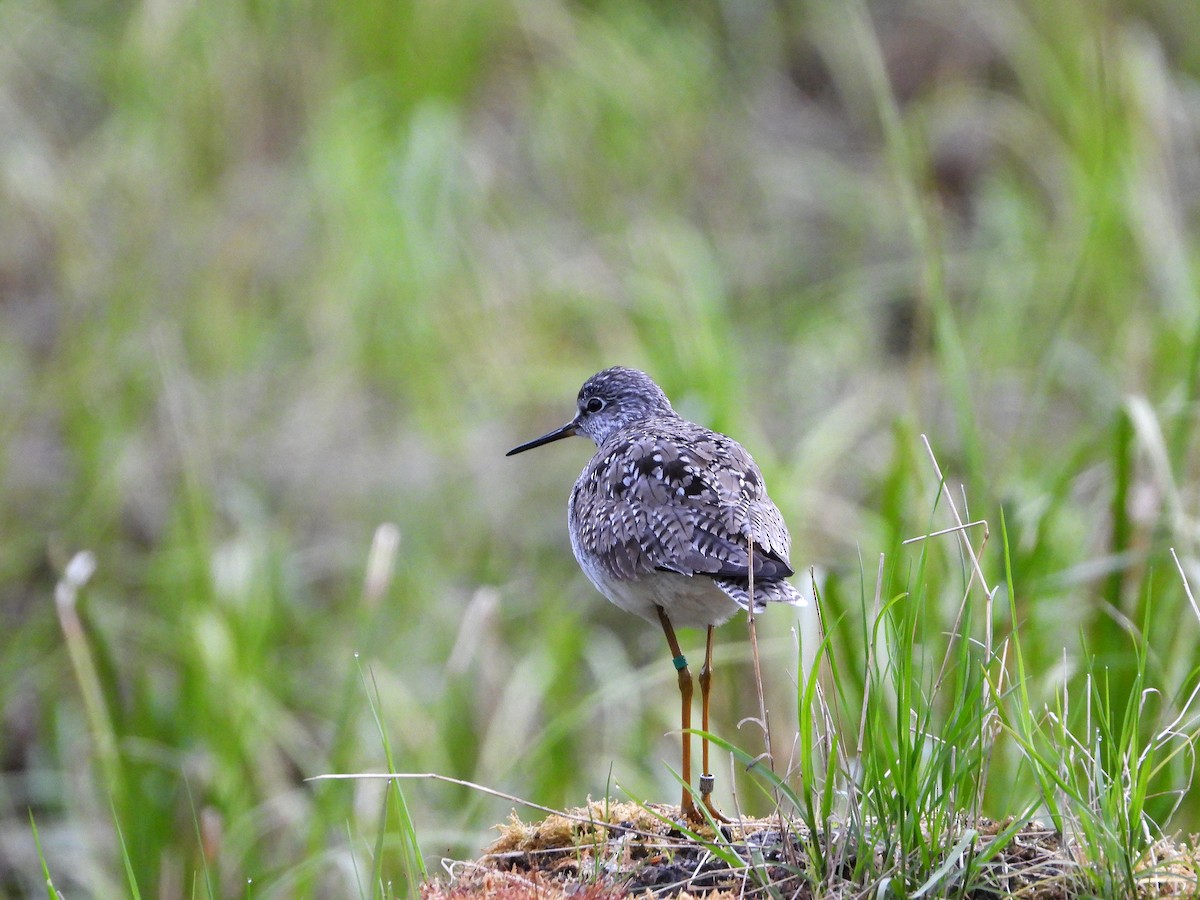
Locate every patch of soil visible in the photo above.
<box><xmin>421</xmin><ymin>801</ymin><xmax>1200</xmax><ymax>899</ymax></box>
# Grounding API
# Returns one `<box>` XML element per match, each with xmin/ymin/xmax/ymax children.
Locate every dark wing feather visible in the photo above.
<box><xmin>571</xmin><ymin>421</ymin><xmax>793</xmax><ymax>582</ymax></box>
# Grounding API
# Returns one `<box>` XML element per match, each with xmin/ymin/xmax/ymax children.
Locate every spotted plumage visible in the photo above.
<box><xmin>507</xmin><ymin>366</ymin><xmax>805</xmax><ymax>821</ymax></box>
<box><xmin>509</xmin><ymin>366</ymin><xmax>804</xmax><ymax>628</ymax></box>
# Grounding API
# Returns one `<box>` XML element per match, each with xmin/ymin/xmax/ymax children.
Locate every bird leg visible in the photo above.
<box><xmin>699</xmin><ymin>624</ymin><xmax>730</xmax><ymax>822</ymax></box>
<box><xmin>656</xmin><ymin>605</ymin><xmax>697</xmax><ymax>821</ymax></box>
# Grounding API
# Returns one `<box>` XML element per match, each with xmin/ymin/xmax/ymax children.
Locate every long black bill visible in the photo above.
<box><xmin>506</xmin><ymin>420</ymin><xmax>578</xmax><ymax>456</ymax></box>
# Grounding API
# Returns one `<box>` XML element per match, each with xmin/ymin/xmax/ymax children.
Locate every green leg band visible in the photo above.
<box><xmin>673</xmin><ymin>654</ymin><xmax>688</xmax><ymax>671</ymax></box>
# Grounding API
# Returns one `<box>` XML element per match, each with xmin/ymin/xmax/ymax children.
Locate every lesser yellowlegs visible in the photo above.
<box><xmin>507</xmin><ymin>366</ymin><xmax>804</xmax><ymax>820</ymax></box>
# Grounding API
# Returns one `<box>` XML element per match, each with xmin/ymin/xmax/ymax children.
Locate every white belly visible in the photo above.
<box><xmin>574</xmin><ymin>550</ymin><xmax>740</xmax><ymax>630</ymax></box>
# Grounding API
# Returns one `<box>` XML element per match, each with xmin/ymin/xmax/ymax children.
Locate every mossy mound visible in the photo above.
<box><xmin>422</xmin><ymin>802</ymin><xmax>1200</xmax><ymax>899</ymax></box>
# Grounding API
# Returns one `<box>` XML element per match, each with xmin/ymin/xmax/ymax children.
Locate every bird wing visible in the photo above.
<box><xmin>571</xmin><ymin>425</ymin><xmax>794</xmax><ymax>582</ymax></box>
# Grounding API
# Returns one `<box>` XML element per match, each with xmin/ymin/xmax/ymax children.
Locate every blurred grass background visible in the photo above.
<box><xmin>2</xmin><ymin>0</ymin><xmax>1200</xmax><ymax>895</ymax></box>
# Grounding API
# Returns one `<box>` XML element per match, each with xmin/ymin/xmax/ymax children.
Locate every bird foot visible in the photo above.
<box><xmin>680</xmin><ymin>776</ymin><xmax>733</xmax><ymax>824</ymax></box>
<box><xmin>701</xmin><ymin>797</ymin><xmax>732</xmax><ymax>824</ymax></box>
<box><xmin>698</xmin><ymin>773</ymin><xmax>732</xmax><ymax>823</ymax></box>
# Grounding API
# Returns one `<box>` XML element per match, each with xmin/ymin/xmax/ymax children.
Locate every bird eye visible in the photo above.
<box><xmin>585</xmin><ymin>397</ymin><xmax>605</xmax><ymax>414</ymax></box>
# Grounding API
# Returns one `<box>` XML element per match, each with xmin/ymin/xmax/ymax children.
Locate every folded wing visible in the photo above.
<box><xmin>572</xmin><ymin>425</ymin><xmax>795</xmax><ymax>585</ymax></box>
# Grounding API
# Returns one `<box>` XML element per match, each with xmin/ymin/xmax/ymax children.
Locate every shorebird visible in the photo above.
<box><xmin>507</xmin><ymin>366</ymin><xmax>804</xmax><ymax>821</ymax></box>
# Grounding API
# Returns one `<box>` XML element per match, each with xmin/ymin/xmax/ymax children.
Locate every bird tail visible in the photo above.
<box><xmin>713</xmin><ymin>577</ymin><xmax>808</xmax><ymax>612</ymax></box>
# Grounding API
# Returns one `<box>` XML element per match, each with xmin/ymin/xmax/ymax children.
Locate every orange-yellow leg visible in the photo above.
<box><xmin>699</xmin><ymin>625</ymin><xmax>730</xmax><ymax>822</ymax></box>
<box><xmin>656</xmin><ymin>606</ymin><xmax>697</xmax><ymax>820</ymax></box>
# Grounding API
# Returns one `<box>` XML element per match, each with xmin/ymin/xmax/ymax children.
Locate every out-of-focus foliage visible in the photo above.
<box><xmin>2</xmin><ymin>0</ymin><xmax>1198</xmax><ymax>894</ymax></box>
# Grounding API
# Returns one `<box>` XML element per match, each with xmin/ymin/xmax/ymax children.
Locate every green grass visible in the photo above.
<box><xmin>3</xmin><ymin>0</ymin><xmax>1200</xmax><ymax>895</ymax></box>
<box><xmin>749</xmin><ymin>485</ymin><xmax>1199</xmax><ymax>895</ymax></box>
